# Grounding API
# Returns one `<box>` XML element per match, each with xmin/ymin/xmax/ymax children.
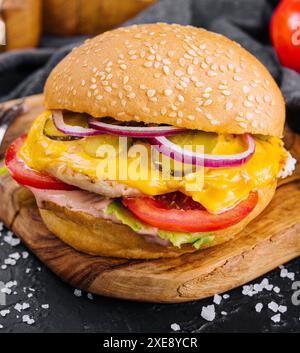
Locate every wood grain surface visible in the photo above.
<box><xmin>0</xmin><ymin>94</ymin><xmax>300</xmax><ymax>303</ymax></box>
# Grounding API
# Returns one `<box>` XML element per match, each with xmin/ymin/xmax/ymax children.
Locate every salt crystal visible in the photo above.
<box><xmin>268</xmin><ymin>301</ymin><xmax>279</xmax><ymax>313</ymax></box>
<box><xmin>0</xmin><ymin>309</ymin><xmax>10</xmax><ymax>317</ymax></box>
<box><xmin>4</xmin><ymin>233</ymin><xmax>20</xmax><ymax>247</ymax></box>
<box><xmin>221</xmin><ymin>311</ymin><xmax>227</xmax><ymax>316</ymax></box>
<box><xmin>278</xmin><ymin>305</ymin><xmax>287</xmax><ymax>313</ymax></box>
<box><xmin>273</xmin><ymin>286</ymin><xmax>280</xmax><ymax>294</ymax></box>
<box><xmin>87</xmin><ymin>293</ymin><xmax>93</xmax><ymax>300</ymax></box>
<box><xmin>171</xmin><ymin>323</ymin><xmax>181</xmax><ymax>331</ymax></box>
<box><xmin>280</xmin><ymin>268</ymin><xmax>288</xmax><ymax>278</ymax></box>
<box><xmin>271</xmin><ymin>313</ymin><xmax>281</xmax><ymax>323</ymax></box>
<box><xmin>22</xmin><ymin>315</ymin><xmax>35</xmax><ymax>325</ymax></box>
<box><xmin>9</xmin><ymin>252</ymin><xmax>21</xmax><ymax>260</ymax></box>
<box><xmin>255</xmin><ymin>303</ymin><xmax>263</xmax><ymax>313</ymax></box>
<box><xmin>14</xmin><ymin>304</ymin><xmax>23</xmax><ymax>312</ymax></box>
<box><xmin>213</xmin><ymin>294</ymin><xmax>222</xmax><ymax>305</ymax></box>
<box><xmin>223</xmin><ymin>294</ymin><xmax>230</xmax><ymax>299</ymax></box>
<box><xmin>22</xmin><ymin>252</ymin><xmax>29</xmax><ymax>259</ymax></box>
<box><xmin>41</xmin><ymin>304</ymin><xmax>49</xmax><ymax>309</ymax></box>
<box><xmin>201</xmin><ymin>304</ymin><xmax>216</xmax><ymax>321</ymax></box>
<box><xmin>74</xmin><ymin>289</ymin><xmax>82</xmax><ymax>297</ymax></box>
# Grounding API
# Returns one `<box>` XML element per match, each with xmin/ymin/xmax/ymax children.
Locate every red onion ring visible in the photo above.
<box><xmin>149</xmin><ymin>134</ymin><xmax>255</xmax><ymax>168</ymax></box>
<box><xmin>88</xmin><ymin>117</ymin><xmax>185</xmax><ymax>137</ymax></box>
<box><xmin>52</xmin><ymin>111</ymin><xmax>103</xmax><ymax>137</ymax></box>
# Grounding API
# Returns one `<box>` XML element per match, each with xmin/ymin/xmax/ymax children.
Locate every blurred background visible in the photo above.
<box><xmin>0</xmin><ymin>0</ymin><xmax>299</xmax><ymax>130</ymax></box>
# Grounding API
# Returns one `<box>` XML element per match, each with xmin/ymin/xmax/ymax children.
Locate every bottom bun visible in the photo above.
<box><xmin>38</xmin><ymin>182</ymin><xmax>276</xmax><ymax>259</ymax></box>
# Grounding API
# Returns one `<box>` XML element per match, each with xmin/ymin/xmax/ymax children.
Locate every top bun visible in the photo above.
<box><xmin>45</xmin><ymin>23</ymin><xmax>285</xmax><ymax>137</ymax></box>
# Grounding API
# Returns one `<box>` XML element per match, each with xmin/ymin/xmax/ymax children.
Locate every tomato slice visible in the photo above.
<box><xmin>122</xmin><ymin>191</ymin><xmax>258</xmax><ymax>232</ymax></box>
<box><xmin>5</xmin><ymin>135</ymin><xmax>75</xmax><ymax>190</ymax></box>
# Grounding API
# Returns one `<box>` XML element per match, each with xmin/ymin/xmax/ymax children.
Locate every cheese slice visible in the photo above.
<box><xmin>19</xmin><ymin>111</ymin><xmax>287</xmax><ymax>213</ymax></box>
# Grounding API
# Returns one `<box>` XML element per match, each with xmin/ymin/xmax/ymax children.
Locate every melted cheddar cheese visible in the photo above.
<box><xmin>19</xmin><ymin>111</ymin><xmax>287</xmax><ymax>213</ymax></box>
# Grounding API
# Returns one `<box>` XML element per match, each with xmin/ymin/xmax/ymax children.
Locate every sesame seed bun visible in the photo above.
<box><xmin>38</xmin><ymin>182</ymin><xmax>276</xmax><ymax>259</ymax></box>
<box><xmin>44</xmin><ymin>23</ymin><xmax>285</xmax><ymax>137</ymax></box>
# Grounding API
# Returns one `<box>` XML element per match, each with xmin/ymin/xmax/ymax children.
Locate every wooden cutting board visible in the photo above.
<box><xmin>1</xmin><ymin>94</ymin><xmax>300</xmax><ymax>303</ymax></box>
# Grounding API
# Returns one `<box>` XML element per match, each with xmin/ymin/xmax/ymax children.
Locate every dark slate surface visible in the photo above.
<box><xmin>0</xmin><ymin>224</ymin><xmax>299</xmax><ymax>333</ymax></box>
<box><xmin>0</xmin><ymin>0</ymin><xmax>300</xmax><ymax>332</ymax></box>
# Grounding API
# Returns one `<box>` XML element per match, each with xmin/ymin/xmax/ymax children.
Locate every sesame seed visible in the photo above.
<box><xmin>91</xmin><ymin>77</ymin><xmax>96</xmax><ymax>83</ymax></box>
<box><xmin>127</xmin><ymin>92</ymin><xmax>136</xmax><ymax>99</ymax></box>
<box><xmin>188</xmin><ymin>65</ymin><xmax>194</xmax><ymax>75</ymax></box>
<box><xmin>176</xmin><ymin>118</ymin><xmax>183</xmax><ymax>124</ymax></box>
<box><xmin>204</xmin><ymin>99</ymin><xmax>213</xmax><ymax>106</ymax></box>
<box><xmin>243</xmin><ymin>86</ymin><xmax>250</xmax><ymax>94</ymax></box>
<box><xmin>207</xmin><ymin>70</ymin><xmax>216</xmax><ymax>77</ymax></box>
<box><xmin>161</xmin><ymin>108</ymin><xmax>167</xmax><ymax>115</ymax></box>
<box><xmin>96</xmin><ymin>95</ymin><xmax>103</xmax><ymax>101</ymax></box>
<box><xmin>154</xmin><ymin>73</ymin><xmax>161</xmax><ymax>79</ymax></box>
<box><xmin>205</xmin><ymin>57</ymin><xmax>213</xmax><ymax>64</ymax></box>
<box><xmin>175</xmin><ymin>70</ymin><xmax>184</xmax><ymax>77</ymax></box>
<box><xmin>238</xmin><ymin>122</ymin><xmax>247</xmax><ymax>128</ymax></box>
<box><xmin>247</xmin><ymin>94</ymin><xmax>254</xmax><ymax>102</ymax></box>
<box><xmin>81</xmin><ymin>80</ymin><xmax>86</xmax><ymax>86</ymax></box>
<box><xmin>201</xmin><ymin>62</ymin><xmax>208</xmax><ymax>69</ymax></box>
<box><xmin>144</xmin><ymin>61</ymin><xmax>153</xmax><ymax>68</ymax></box>
<box><xmin>245</xmin><ymin>112</ymin><xmax>254</xmax><ymax>119</ymax></box>
<box><xmin>140</xmin><ymin>84</ymin><xmax>146</xmax><ymax>90</ymax></box>
<box><xmin>264</xmin><ymin>95</ymin><xmax>271</xmax><ymax>102</ymax></box>
<box><xmin>169</xmin><ymin>112</ymin><xmax>177</xmax><ymax>118</ymax></box>
<box><xmin>179</xmin><ymin>58</ymin><xmax>186</xmax><ymax>67</ymax></box>
<box><xmin>124</xmin><ymin>85</ymin><xmax>132</xmax><ymax>92</ymax></box>
<box><xmin>244</xmin><ymin>101</ymin><xmax>253</xmax><ymax>108</ymax></box>
<box><xmin>87</xmin><ymin>91</ymin><xmax>92</xmax><ymax>98</ymax></box>
<box><xmin>225</xmin><ymin>102</ymin><xmax>233</xmax><ymax>110</ymax></box>
<box><xmin>147</xmin><ymin>89</ymin><xmax>156</xmax><ymax>98</ymax></box>
<box><xmin>120</xmin><ymin>64</ymin><xmax>127</xmax><ymax>70</ymax></box>
<box><xmin>178</xmin><ymin>94</ymin><xmax>185</xmax><ymax>102</ymax></box>
<box><xmin>104</xmin><ymin>86</ymin><xmax>112</xmax><ymax>93</ymax></box>
<box><xmin>222</xmin><ymin>90</ymin><xmax>231</xmax><ymax>96</ymax></box>
<box><xmin>202</xmin><ymin>93</ymin><xmax>210</xmax><ymax>99</ymax></box>
<box><xmin>205</xmin><ymin>87</ymin><xmax>213</xmax><ymax>93</ymax></box>
<box><xmin>90</xmin><ymin>84</ymin><xmax>97</xmax><ymax>90</ymax></box>
<box><xmin>123</xmin><ymin>76</ymin><xmax>129</xmax><ymax>84</ymax></box>
<box><xmin>187</xmin><ymin>115</ymin><xmax>195</xmax><ymax>121</ymax></box>
<box><xmin>164</xmin><ymin>88</ymin><xmax>173</xmax><ymax>97</ymax></box>
<box><xmin>188</xmin><ymin>49</ymin><xmax>197</xmax><ymax>57</ymax></box>
<box><xmin>163</xmin><ymin>66</ymin><xmax>170</xmax><ymax>75</ymax></box>
<box><xmin>233</xmin><ymin>75</ymin><xmax>242</xmax><ymax>81</ymax></box>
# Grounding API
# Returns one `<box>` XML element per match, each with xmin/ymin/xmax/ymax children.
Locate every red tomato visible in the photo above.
<box><xmin>5</xmin><ymin>135</ymin><xmax>75</xmax><ymax>190</ymax></box>
<box><xmin>122</xmin><ymin>191</ymin><xmax>258</xmax><ymax>232</ymax></box>
<box><xmin>270</xmin><ymin>0</ymin><xmax>300</xmax><ymax>73</ymax></box>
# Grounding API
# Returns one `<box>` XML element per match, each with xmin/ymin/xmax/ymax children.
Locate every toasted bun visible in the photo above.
<box><xmin>45</xmin><ymin>23</ymin><xmax>285</xmax><ymax>137</ymax></box>
<box><xmin>38</xmin><ymin>182</ymin><xmax>276</xmax><ymax>259</ymax></box>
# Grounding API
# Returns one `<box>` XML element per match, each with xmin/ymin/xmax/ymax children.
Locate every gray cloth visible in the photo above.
<box><xmin>0</xmin><ymin>0</ymin><xmax>299</xmax><ymax>129</ymax></box>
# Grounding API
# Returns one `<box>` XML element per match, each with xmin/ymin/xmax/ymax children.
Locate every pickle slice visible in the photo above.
<box><xmin>43</xmin><ymin>113</ymin><xmax>90</xmax><ymax>141</ymax></box>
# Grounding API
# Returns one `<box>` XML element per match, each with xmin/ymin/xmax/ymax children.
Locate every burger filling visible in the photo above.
<box><xmin>5</xmin><ymin>110</ymin><xmax>296</xmax><ymax>249</ymax></box>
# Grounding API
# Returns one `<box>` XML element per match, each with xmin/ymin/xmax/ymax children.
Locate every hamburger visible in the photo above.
<box><xmin>5</xmin><ymin>23</ymin><xmax>296</xmax><ymax>259</ymax></box>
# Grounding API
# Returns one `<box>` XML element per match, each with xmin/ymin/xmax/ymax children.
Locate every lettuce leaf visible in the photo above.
<box><xmin>105</xmin><ymin>201</ymin><xmax>214</xmax><ymax>249</ymax></box>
